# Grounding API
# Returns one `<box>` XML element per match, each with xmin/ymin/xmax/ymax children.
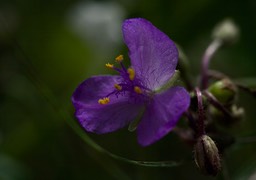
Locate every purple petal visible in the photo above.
<box><xmin>137</xmin><ymin>86</ymin><xmax>190</xmax><ymax>146</ymax></box>
<box><xmin>72</xmin><ymin>75</ymin><xmax>143</xmax><ymax>134</ymax></box>
<box><xmin>122</xmin><ymin>18</ymin><xmax>178</xmax><ymax>90</ymax></box>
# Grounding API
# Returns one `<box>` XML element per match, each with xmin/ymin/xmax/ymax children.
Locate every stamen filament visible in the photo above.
<box><xmin>120</xmin><ymin>62</ymin><xmax>126</xmax><ymax>71</ymax></box>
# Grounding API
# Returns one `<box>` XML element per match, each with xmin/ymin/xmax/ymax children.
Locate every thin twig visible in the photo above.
<box><xmin>195</xmin><ymin>87</ymin><xmax>206</xmax><ymax>136</ymax></box>
<box><xmin>201</xmin><ymin>39</ymin><xmax>222</xmax><ymax>89</ymax></box>
<box><xmin>207</xmin><ymin>69</ymin><xmax>229</xmax><ymax>80</ymax></box>
<box><xmin>203</xmin><ymin>90</ymin><xmax>233</xmax><ymax>119</ymax></box>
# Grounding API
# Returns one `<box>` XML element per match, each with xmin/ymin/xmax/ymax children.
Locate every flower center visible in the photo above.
<box><xmin>98</xmin><ymin>55</ymin><xmax>152</xmax><ymax>105</ymax></box>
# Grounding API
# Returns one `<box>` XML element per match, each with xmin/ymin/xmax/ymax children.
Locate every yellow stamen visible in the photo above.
<box><xmin>134</xmin><ymin>86</ymin><xmax>142</xmax><ymax>94</ymax></box>
<box><xmin>127</xmin><ymin>67</ymin><xmax>135</xmax><ymax>80</ymax></box>
<box><xmin>105</xmin><ymin>63</ymin><xmax>114</xmax><ymax>69</ymax></box>
<box><xmin>115</xmin><ymin>55</ymin><xmax>124</xmax><ymax>63</ymax></box>
<box><xmin>98</xmin><ymin>97</ymin><xmax>110</xmax><ymax>105</ymax></box>
<box><xmin>114</xmin><ymin>84</ymin><xmax>122</xmax><ymax>91</ymax></box>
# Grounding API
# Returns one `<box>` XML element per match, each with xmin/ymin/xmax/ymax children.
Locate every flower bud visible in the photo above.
<box><xmin>208</xmin><ymin>78</ymin><xmax>237</xmax><ymax>106</ymax></box>
<box><xmin>194</xmin><ymin>135</ymin><xmax>221</xmax><ymax>176</ymax></box>
<box><xmin>212</xmin><ymin>19</ymin><xmax>239</xmax><ymax>45</ymax></box>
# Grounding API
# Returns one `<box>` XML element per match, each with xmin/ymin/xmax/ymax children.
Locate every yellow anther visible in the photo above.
<box><xmin>98</xmin><ymin>97</ymin><xmax>110</xmax><ymax>105</ymax></box>
<box><xmin>134</xmin><ymin>86</ymin><xmax>142</xmax><ymax>94</ymax></box>
<box><xmin>115</xmin><ymin>55</ymin><xmax>124</xmax><ymax>63</ymax></box>
<box><xmin>127</xmin><ymin>67</ymin><xmax>135</xmax><ymax>80</ymax></box>
<box><xmin>105</xmin><ymin>63</ymin><xmax>114</xmax><ymax>69</ymax></box>
<box><xmin>114</xmin><ymin>84</ymin><xmax>122</xmax><ymax>91</ymax></box>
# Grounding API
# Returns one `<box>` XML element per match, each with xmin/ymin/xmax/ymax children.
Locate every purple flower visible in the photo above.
<box><xmin>72</xmin><ymin>18</ymin><xmax>190</xmax><ymax>146</ymax></box>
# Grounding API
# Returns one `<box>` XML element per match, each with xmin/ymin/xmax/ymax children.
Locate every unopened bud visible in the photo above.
<box><xmin>212</xmin><ymin>19</ymin><xmax>239</xmax><ymax>45</ymax></box>
<box><xmin>208</xmin><ymin>78</ymin><xmax>237</xmax><ymax>106</ymax></box>
<box><xmin>194</xmin><ymin>135</ymin><xmax>221</xmax><ymax>176</ymax></box>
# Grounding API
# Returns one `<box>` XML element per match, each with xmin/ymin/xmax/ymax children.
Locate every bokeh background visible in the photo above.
<box><xmin>1</xmin><ymin>0</ymin><xmax>256</xmax><ymax>179</ymax></box>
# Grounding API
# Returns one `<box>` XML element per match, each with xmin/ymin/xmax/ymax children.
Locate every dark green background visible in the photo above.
<box><xmin>1</xmin><ymin>0</ymin><xmax>256</xmax><ymax>179</ymax></box>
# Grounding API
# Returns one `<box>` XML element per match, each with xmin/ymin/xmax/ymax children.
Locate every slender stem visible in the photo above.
<box><xmin>203</xmin><ymin>90</ymin><xmax>233</xmax><ymax>119</ymax></box>
<box><xmin>195</xmin><ymin>87</ymin><xmax>206</xmax><ymax>137</ymax></box>
<box><xmin>201</xmin><ymin>39</ymin><xmax>223</xmax><ymax>89</ymax></box>
<box><xmin>207</xmin><ymin>70</ymin><xmax>229</xmax><ymax>80</ymax></box>
<box><xmin>184</xmin><ymin>111</ymin><xmax>197</xmax><ymax>131</ymax></box>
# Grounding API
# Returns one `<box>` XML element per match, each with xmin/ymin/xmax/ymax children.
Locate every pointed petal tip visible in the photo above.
<box><xmin>122</xmin><ymin>17</ymin><xmax>179</xmax><ymax>90</ymax></box>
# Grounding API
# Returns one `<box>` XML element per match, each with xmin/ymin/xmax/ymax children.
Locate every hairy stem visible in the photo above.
<box><xmin>195</xmin><ymin>87</ymin><xmax>206</xmax><ymax>137</ymax></box>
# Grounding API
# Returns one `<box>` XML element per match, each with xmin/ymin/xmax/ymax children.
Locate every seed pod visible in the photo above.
<box><xmin>194</xmin><ymin>135</ymin><xmax>221</xmax><ymax>176</ymax></box>
<box><xmin>212</xmin><ymin>19</ymin><xmax>239</xmax><ymax>45</ymax></box>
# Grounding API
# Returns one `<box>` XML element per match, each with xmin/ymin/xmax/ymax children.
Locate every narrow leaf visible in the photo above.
<box><xmin>233</xmin><ymin>78</ymin><xmax>256</xmax><ymax>97</ymax></box>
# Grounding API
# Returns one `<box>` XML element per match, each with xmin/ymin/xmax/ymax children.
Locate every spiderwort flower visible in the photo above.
<box><xmin>72</xmin><ymin>18</ymin><xmax>190</xmax><ymax>146</ymax></box>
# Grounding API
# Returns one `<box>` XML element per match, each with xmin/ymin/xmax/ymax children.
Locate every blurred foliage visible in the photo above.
<box><xmin>0</xmin><ymin>0</ymin><xmax>256</xmax><ymax>179</ymax></box>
